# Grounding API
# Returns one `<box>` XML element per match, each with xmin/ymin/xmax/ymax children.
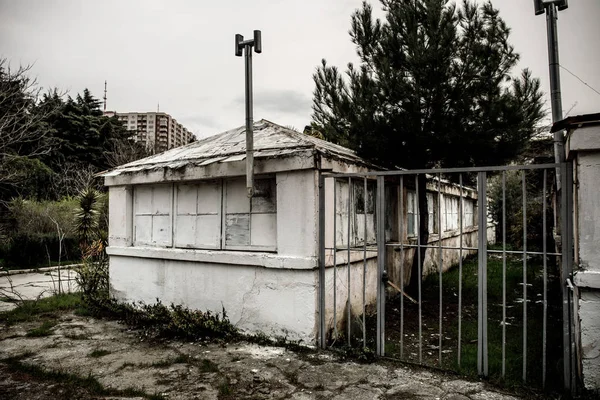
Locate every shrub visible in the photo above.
<box><xmin>0</xmin><ymin>233</ymin><xmax>80</xmax><ymax>268</ymax></box>
<box><xmin>7</xmin><ymin>197</ymin><xmax>78</xmax><ymax>237</ymax></box>
<box><xmin>87</xmin><ymin>298</ymin><xmax>238</xmax><ymax>342</ymax></box>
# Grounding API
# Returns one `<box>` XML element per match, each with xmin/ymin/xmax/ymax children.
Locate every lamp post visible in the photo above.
<box><xmin>534</xmin><ymin>2</ymin><xmax>573</xmax><ymax>392</ymax></box>
<box><xmin>235</xmin><ymin>30</ymin><xmax>262</xmax><ymax>198</ymax></box>
<box><xmin>534</xmin><ymin>0</ymin><xmax>568</xmax><ymax>185</ymax></box>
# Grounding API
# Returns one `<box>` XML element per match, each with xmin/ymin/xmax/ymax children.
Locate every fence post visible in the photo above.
<box><xmin>376</xmin><ymin>175</ymin><xmax>386</xmax><ymax>356</ymax></box>
<box><xmin>477</xmin><ymin>172</ymin><xmax>488</xmax><ymax>376</ymax></box>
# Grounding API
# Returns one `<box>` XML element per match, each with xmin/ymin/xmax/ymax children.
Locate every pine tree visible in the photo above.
<box><xmin>312</xmin><ymin>0</ymin><xmax>544</xmax><ymax>293</ymax></box>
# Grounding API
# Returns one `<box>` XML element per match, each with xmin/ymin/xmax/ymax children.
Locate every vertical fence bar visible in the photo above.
<box><xmin>416</xmin><ymin>175</ymin><xmax>423</xmax><ymax>363</ymax></box>
<box><xmin>376</xmin><ymin>175</ymin><xmax>386</xmax><ymax>356</ymax></box>
<box><xmin>363</xmin><ymin>177</ymin><xmax>368</xmax><ymax>349</ymax></box>
<box><xmin>438</xmin><ymin>174</ymin><xmax>443</xmax><ymax>366</ymax></box>
<box><xmin>318</xmin><ymin>172</ymin><xmax>326</xmax><ymax>349</ymax></box>
<box><xmin>560</xmin><ymin>161</ymin><xmax>571</xmax><ymax>391</ymax></box>
<box><xmin>400</xmin><ymin>176</ymin><xmax>404</xmax><ymax>359</ymax></box>
<box><xmin>477</xmin><ymin>172</ymin><xmax>488</xmax><ymax>376</ymax></box>
<box><xmin>458</xmin><ymin>174</ymin><xmax>463</xmax><ymax>367</ymax></box>
<box><xmin>542</xmin><ymin>168</ymin><xmax>548</xmax><ymax>388</ymax></box>
<box><xmin>502</xmin><ymin>171</ymin><xmax>507</xmax><ymax>377</ymax></box>
<box><xmin>522</xmin><ymin>171</ymin><xmax>528</xmax><ymax>383</ymax></box>
<box><xmin>333</xmin><ymin>178</ymin><xmax>338</xmax><ymax>338</ymax></box>
<box><xmin>347</xmin><ymin>177</ymin><xmax>352</xmax><ymax>346</ymax></box>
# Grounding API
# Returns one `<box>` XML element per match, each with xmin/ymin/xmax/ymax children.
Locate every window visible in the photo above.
<box><xmin>444</xmin><ymin>196</ymin><xmax>459</xmax><ymax>231</ymax></box>
<box><xmin>407</xmin><ymin>191</ymin><xmax>417</xmax><ymax>236</ymax></box>
<box><xmin>224</xmin><ymin>178</ymin><xmax>277</xmax><ymax>250</ymax></box>
<box><xmin>174</xmin><ymin>181</ymin><xmax>221</xmax><ymax>249</ymax></box>
<box><xmin>133</xmin><ymin>184</ymin><xmax>172</xmax><ymax>247</ymax></box>
<box><xmin>352</xmin><ymin>180</ymin><xmax>376</xmax><ymax>245</ymax></box>
<box><xmin>463</xmin><ymin>199</ymin><xmax>475</xmax><ymax>228</ymax></box>
<box><xmin>132</xmin><ymin>178</ymin><xmax>277</xmax><ymax>251</ymax></box>
<box><xmin>426</xmin><ymin>192</ymin><xmax>438</xmax><ymax>234</ymax></box>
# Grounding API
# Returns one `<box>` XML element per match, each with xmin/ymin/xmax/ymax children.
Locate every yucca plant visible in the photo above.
<box><xmin>75</xmin><ymin>187</ymin><xmax>100</xmax><ymax>250</ymax></box>
<box><xmin>74</xmin><ymin>187</ymin><xmax>109</xmax><ymax>302</ymax></box>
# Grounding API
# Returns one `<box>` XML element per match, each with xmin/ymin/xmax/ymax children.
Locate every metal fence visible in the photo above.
<box><xmin>318</xmin><ymin>162</ymin><xmax>576</xmax><ymax>392</ymax></box>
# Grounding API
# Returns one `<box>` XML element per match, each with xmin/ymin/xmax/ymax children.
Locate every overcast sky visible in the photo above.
<box><xmin>1</xmin><ymin>0</ymin><xmax>599</xmax><ymax>139</ymax></box>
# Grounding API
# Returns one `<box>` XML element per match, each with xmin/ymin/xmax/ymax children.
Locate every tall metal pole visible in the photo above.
<box><xmin>235</xmin><ymin>31</ymin><xmax>262</xmax><ymax>198</ymax></box>
<box><xmin>244</xmin><ymin>44</ymin><xmax>254</xmax><ymax>197</ymax></box>
<box><xmin>546</xmin><ymin>4</ymin><xmax>564</xmax><ymax>189</ymax></box>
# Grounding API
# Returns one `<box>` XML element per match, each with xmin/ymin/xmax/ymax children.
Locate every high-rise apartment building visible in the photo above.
<box><xmin>104</xmin><ymin>111</ymin><xmax>194</xmax><ymax>154</ymax></box>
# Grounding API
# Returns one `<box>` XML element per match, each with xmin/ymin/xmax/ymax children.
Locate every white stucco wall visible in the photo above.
<box><xmin>322</xmin><ymin>250</ymin><xmax>379</xmax><ymax>339</ymax></box>
<box><xmin>579</xmin><ymin>291</ymin><xmax>600</xmax><ymax>389</ymax></box>
<box><xmin>109</xmin><ymin>255</ymin><xmax>317</xmax><ymax>343</ymax></box>
<box><xmin>108</xmin><ymin>186</ymin><xmax>133</xmax><ymax>247</ymax></box>
<box><xmin>107</xmin><ymin>165</ymin><xmax>323</xmax><ymax>343</ymax></box>
<box><xmin>568</xmin><ymin>124</ymin><xmax>600</xmax><ymax>390</ymax></box>
<box><xmin>276</xmin><ymin>170</ymin><xmax>318</xmax><ymax>258</ymax></box>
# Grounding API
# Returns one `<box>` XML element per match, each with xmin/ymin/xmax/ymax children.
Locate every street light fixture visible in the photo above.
<box><xmin>235</xmin><ymin>30</ymin><xmax>262</xmax><ymax>198</ymax></box>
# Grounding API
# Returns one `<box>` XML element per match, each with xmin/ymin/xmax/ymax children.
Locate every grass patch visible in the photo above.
<box><xmin>88</xmin><ymin>349</ymin><xmax>111</xmax><ymax>358</ymax></box>
<box><xmin>0</xmin><ymin>293</ymin><xmax>84</xmax><ymax>325</ymax></box>
<box><xmin>85</xmin><ymin>298</ymin><xmax>238</xmax><ymax>343</ymax></box>
<box><xmin>199</xmin><ymin>358</ymin><xmax>219</xmax><ymax>373</ymax></box>
<box><xmin>25</xmin><ymin>321</ymin><xmax>57</xmax><ymax>337</ymax></box>
<box><xmin>218</xmin><ymin>377</ymin><xmax>233</xmax><ymax>397</ymax></box>
<box><xmin>381</xmin><ymin>251</ymin><xmax>563</xmax><ymax>391</ymax></box>
<box><xmin>1</xmin><ymin>353</ymin><xmax>164</xmax><ymax>399</ymax></box>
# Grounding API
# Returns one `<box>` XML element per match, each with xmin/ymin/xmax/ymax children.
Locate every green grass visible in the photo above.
<box><xmin>0</xmin><ymin>292</ymin><xmax>85</xmax><ymax>325</ymax></box>
<box><xmin>88</xmin><ymin>349</ymin><xmax>111</xmax><ymax>358</ymax></box>
<box><xmin>218</xmin><ymin>377</ymin><xmax>233</xmax><ymax>397</ymax></box>
<box><xmin>1</xmin><ymin>353</ymin><xmax>165</xmax><ymax>400</ymax></box>
<box><xmin>418</xmin><ymin>252</ymin><xmax>563</xmax><ymax>390</ymax></box>
<box><xmin>26</xmin><ymin>321</ymin><xmax>57</xmax><ymax>337</ymax></box>
<box><xmin>199</xmin><ymin>358</ymin><xmax>219</xmax><ymax>373</ymax></box>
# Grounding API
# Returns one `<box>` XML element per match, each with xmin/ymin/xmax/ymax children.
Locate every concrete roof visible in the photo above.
<box><xmin>102</xmin><ymin>119</ymin><xmax>373</xmax><ymax>178</ymax></box>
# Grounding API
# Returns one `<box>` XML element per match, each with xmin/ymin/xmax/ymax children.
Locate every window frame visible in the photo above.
<box><xmin>222</xmin><ymin>177</ymin><xmax>277</xmax><ymax>252</ymax></box>
<box><xmin>132</xmin><ymin>183</ymin><xmax>174</xmax><ymax>247</ymax></box>
<box><xmin>131</xmin><ymin>177</ymin><xmax>277</xmax><ymax>253</ymax></box>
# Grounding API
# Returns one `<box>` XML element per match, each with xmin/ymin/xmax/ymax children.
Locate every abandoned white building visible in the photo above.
<box><xmin>556</xmin><ymin>112</ymin><xmax>600</xmax><ymax>390</ymax></box>
<box><xmin>103</xmin><ymin>119</ymin><xmax>482</xmax><ymax>343</ymax></box>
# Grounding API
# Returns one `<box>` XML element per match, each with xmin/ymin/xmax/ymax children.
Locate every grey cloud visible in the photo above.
<box><xmin>234</xmin><ymin>89</ymin><xmax>312</xmax><ymax>115</ymax></box>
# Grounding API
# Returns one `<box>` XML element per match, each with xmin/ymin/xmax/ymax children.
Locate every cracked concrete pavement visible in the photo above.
<box><xmin>0</xmin><ymin>269</ymin><xmax>78</xmax><ymax>312</ymax></box>
<box><xmin>0</xmin><ymin>311</ymin><xmax>532</xmax><ymax>400</ymax></box>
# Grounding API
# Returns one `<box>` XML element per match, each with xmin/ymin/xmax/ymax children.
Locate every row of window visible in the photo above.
<box><xmin>133</xmin><ymin>178</ymin><xmax>277</xmax><ymax>251</ymax></box>
<box><xmin>334</xmin><ymin>181</ymin><xmax>477</xmax><ymax>248</ymax></box>
<box><xmin>406</xmin><ymin>192</ymin><xmax>476</xmax><ymax>236</ymax></box>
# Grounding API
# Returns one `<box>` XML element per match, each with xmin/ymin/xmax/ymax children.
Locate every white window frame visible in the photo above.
<box><xmin>131</xmin><ymin>177</ymin><xmax>277</xmax><ymax>253</ymax></box>
<box><xmin>173</xmin><ymin>180</ymin><xmax>222</xmax><ymax>250</ymax></box>
<box><xmin>444</xmin><ymin>196</ymin><xmax>460</xmax><ymax>231</ymax></box>
<box><xmin>223</xmin><ymin>177</ymin><xmax>277</xmax><ymax>252</ymax></box>
<box><xmin>407</xmin><ymin>191</ymin><xmax>417</xmax><ymax>237</ymax></box>
<box><xmin>133</xmin><ymin>184</ymin><xmax>173</xmax><ymax>247</ymax></box>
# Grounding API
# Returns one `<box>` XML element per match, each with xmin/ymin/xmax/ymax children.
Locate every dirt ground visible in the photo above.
<box><xmin>0</xmin><ymin>310</ymin><xmax>540</xmax><ymax>400</ymax></box>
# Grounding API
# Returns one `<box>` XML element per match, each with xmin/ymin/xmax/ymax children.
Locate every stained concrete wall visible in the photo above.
<box><xmin>568</xmin><ymin>123</ymin><xmax>600</xmax><ymax>390</ymax></box>
<box><xmin>322</xmin><ymin>250</ymin><xmax>379</xmax><ymax>339</ymax></box>
<box><xmin>109</xmin><ymin>255</ymin><xmax>317</xmax><ymax>343</ymax></box>
<box><xmin>107</xmin><ymin>165</ymin><xmax>321</xmax><ymax>344</ymax></box>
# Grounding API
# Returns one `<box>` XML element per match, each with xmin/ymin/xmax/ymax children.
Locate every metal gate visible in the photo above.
<box><xmin>317</xmin><ymin>163</ymin><xmax>577</xmax><ymax>392</ymax></box>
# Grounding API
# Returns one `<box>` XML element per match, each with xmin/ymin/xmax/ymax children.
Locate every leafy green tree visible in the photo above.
<box><xmin>311</xmin><ymin>0</ymin><xmax>545</xmax><ymax>293</ymax></box>
<box><xmin>0</xmin><ymin>59</ymin><xmax>58</xmax><ymax>200</ymax></box>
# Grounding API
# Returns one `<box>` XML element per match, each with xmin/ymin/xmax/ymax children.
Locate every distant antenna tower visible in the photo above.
<box><xmin>157</xmin><ymin>102</ymin><xmax>160</xmax><ymax>113</ymax></box>
<box><xmin>103</xmin><ymin>80</ymin><xmax>107</xmax><ymax>111</ymax></box>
